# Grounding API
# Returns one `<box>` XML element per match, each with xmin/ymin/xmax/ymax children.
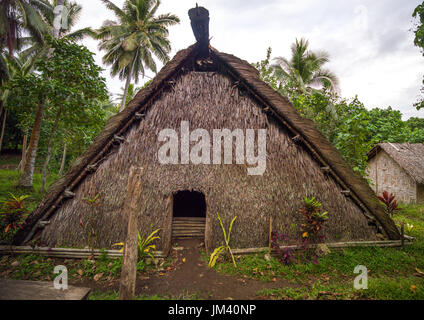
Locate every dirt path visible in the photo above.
<box><xmin>69</xmin><ymin>239</ymin><xmax>297</xmax><ymax>299</ymax></box>
<box><xmin>133</xmin><ymin>239</ymin><xmax>295</xmax><ymax>300</ymax></box>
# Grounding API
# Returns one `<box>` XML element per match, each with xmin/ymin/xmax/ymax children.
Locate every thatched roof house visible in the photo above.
<box><xmin>14</xmin><ymin>8</ymin><xmax>400</xmax><ymax>252</ymax></box>
<box><xmin>367</xmin><ymin>143</ymin><xmax>424</xmax><ymax>204</ymax></box>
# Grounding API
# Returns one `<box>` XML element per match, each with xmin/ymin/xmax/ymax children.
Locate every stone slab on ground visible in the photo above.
<box><xmin>0</xmin><ymin>279</ymin><xmax>91</xmax><ymax>300</ymax></box>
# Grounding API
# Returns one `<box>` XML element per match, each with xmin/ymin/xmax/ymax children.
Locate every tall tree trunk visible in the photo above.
<box><xmin>0</xmin><ymin>108</ymin><xmax>6</xmax><ymax>154</ymax></box>
<box><xmin>16</xmin><ymin>0</ymin><xmax>62</xmax><ymax>188</ymax></box>
<box><xmin>120</xmin><ymin>59</ymin><xmax>136</xmax><ymax>112</ymax></box>
<box><xmin>41</xmin><ymin>107</ymin><xmax>62</xmax><ymax>193</ymax></box>
<box><xmin>52</xmin><ymin>0</ymin><xmax>66</xmax><ymax>39</ymax></box>
<box><xmin>0</xmin><ymin>102</ymin><xmax>3</xmax><ymax>126</ymax></box>
<box><xmin>17</xmin><ymin>134</ymin><xmax>28</xmax><ymax>173</ymax></box>
<box><xmin>58</xmin><ymin>141</ymin><xmax>67</xmax><ymax>176</ymax></box>
<box><xmin>18</xmin><ymin>102</ymin><xmax>45</xmax><ymax>188</ymax></box>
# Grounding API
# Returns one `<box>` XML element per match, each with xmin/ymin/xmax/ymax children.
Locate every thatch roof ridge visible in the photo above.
<box><xmin>15</xmin><ymin>44</ymin><xmax>400</xmax><ymax>244</ymax></box>
<box><xmin>369</xmin><ymin>143</ymin><xmax>424</xmax><ymax>184</ymax></box>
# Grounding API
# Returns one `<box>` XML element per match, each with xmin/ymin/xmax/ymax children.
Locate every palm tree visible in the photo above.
<box><xmin>19</xmin><ymin>0</ymin><xmax>95</xmax><ymax>60</ymax></box>
<box><xmin>0</xmin><ymin>49</ymin><xmax>9</xmax><ymax>84</ymax></box>
<box><xmin>0</xmin><ymin>0</ymin><xmax>51</xmax><ymax>57</ymax></box>
<box><xmin>17</xmin><ymin>2</ymin><xmax>64</xmax><ymax>188</ymax></box>
<box><xmin>96</xmin><ymin>0</ymin><xmax>180</xmax><ymax>112</ymax></box>
<box><xmin>272</xmin><ymin>38</ymin><xmax>339</xmax><ymax>94</ymax></box>
<box><xmin>0</xmin><ymin>53</ymin><xmax>35</xmax><ymax>156</ymax></box>
<box><xmin>0</xmin><ymin>50</ymin><xmax>9</xmax><ymax>154</ymax></box>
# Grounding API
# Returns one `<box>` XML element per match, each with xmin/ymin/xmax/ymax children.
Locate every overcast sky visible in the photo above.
<box><xmin>73</xmin><ymin>0</ymin><xmax>424</xmax><ymax>119</ymax></box>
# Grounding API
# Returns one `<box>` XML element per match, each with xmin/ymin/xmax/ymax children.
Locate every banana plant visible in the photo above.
<box><xmin>208</xmin><ymin>213</ymin><xmax>237</xmax><ymax>268</ymax></box>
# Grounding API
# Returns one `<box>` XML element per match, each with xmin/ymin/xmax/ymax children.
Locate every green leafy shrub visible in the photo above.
<box><xmin>300</xmin><ymin>196</ymin><xmax>328</xmax><ymax>241</ymax></box>
<box><xmin>113</xmin><ymin>225</ymin><xmax>160</xmax><ymax>263</ymax></box>
<box><xmin>0</xmin><ymin>193</ymin><xmax>29</xmax><ymax>243</ymax></box>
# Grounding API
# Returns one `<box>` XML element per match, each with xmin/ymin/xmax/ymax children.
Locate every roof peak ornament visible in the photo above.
<box><xmin>188</xmin><ymin>4</ymin><xmax>210</xmax><ymax>57</ymax></box>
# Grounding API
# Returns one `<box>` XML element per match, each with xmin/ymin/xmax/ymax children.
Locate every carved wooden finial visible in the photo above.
<box><xmin>188</xmin><ymin>5</ymin><xmax>210</xmax><ymax>57</ymax></box>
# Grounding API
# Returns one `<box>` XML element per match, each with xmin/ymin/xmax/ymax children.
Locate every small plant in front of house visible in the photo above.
<box><xmin>271</xmin><ymin>197</ymin><xmax>329</xmax><ymax>265</ymax></box>
<box><xmin>113</xmin><ymin>225</ymin><xmax>160</xmax><ymax>268</ymax></box>
<box><xmin>299</xmin><ymin>196</ymin><xmax>328</xmax><ymax>241</ymax></box>
<box><xmin>137</xmin><ymin>226</ymin><xmax>160</xmax><ymax>261</ymax></box>
<box><xmin>0</xmin><ymin>193</ymin><xmax>29</xmax><ymax>243</ymax></box>
<box><xmin>271</xmin><ymin>228</ymin><xmax>295</xmax><ymax>265</ymax></box>
<box><xmin>406</xmin><ymin>223</ymin><xmax>414</xmax><ymax>234</ymax></box>
<box><xmin>299</xmin><ymin>196</ymin><xmax>328</xmax><ymax>263</ymax></box>
<box><xmin>209</xmin><ymin>213</ymin><xmax>237</xmax><ymax>268</ymax></box>
<box><xmin>378</xmin><ymin>191</ymin><xmax>399</xmax><ymax>217</ymax></box>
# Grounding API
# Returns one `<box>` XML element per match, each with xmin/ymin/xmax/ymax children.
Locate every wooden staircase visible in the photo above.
<box><xmin>172</xmin><ymin>217</ymin><xmax>206</xmax><ymax>240</ymax></box>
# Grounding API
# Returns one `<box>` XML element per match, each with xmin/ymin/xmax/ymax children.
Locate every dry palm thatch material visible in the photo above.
<box><xmin>368</xmin><ymin>143</ymin><xmax>424</xmax><ymax>184</ymax></box>
<box><xmin>14</xmin><ymin>43</ymin><xmax>400</xmax><ymax>249</ymax></box>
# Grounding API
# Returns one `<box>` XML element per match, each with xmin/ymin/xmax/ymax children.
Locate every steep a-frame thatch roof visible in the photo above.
<box><xmin>368</xmin><ymin>143</ymin><xmax>424</xmax><ymax>184</ymax></box>
<box><xmin>14</xmin><ymin>43</ymin><xmax>400</xmax><ymax>244</ymax></box>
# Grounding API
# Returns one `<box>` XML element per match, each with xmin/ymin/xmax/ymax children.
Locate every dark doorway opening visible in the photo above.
<box><xmin>173</xmin><ymin>191</ymin><xmax>206</xmax><ymax>218</ymax></box>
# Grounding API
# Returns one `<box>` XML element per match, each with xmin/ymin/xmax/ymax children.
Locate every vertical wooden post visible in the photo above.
<box><xmin>162</xmin><ymin>194</ymin><xmax>173</xmax><ymax>257</ymax></box>
<box><xmin>268</xmin><ymin>216</ymin><xmax>273</xmax><ymax>254</ymax></box>
<box><xmin>119</xmin><ymin>166</ymin><xmax>144</xmax><ymax>300</ymax></box>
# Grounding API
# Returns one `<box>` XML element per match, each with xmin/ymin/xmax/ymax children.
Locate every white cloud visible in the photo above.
<box><xmin>73</xmin><ymin>0</ymin><xmax>424</xmax><ymax>119</ymax></box>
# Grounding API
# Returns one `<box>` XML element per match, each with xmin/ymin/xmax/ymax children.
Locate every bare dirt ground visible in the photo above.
<box><xmin>73</xmin><ymin>239</ymin><xmax>297</xmax><ymax>300</ymax></box>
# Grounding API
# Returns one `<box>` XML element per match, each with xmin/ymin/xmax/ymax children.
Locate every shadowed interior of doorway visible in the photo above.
<box><xmin>172</xmin><ymin>191</ymin><xmax>206</xmax><ymax>240</ymax></box>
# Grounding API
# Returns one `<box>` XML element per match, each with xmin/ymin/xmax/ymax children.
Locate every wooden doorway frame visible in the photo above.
<box><xmin>162</xmin><ymin>190</ymin><xmax>210</xmax><ymax>256</ymax></box>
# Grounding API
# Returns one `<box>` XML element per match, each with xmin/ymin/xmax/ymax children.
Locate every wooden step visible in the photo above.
<box><xmin>172</xmin><ymin>229</ymin><xmax>205</xmax><ymax>232</ymax></box>
<box><xmin>172</xmin><ymin>224</ymin><xmax>205</xmax><ymax>228</ymax></box>
<box><xmin>172</xmin><ymin>235</ymin><xmax>204</xmax><ymax>240</ymax></box>
<box><xmin>173</xmin><ymin>220</ymin><xmax>205</xmax><ymax>224</ymax></box>
<box><xmin>173</xmin><ymin>218</ymin><xmax>206</xmax><ymax>222</ymax></box>
<box><xmin>171</xmin><ymin>217</ymin><xmax>206</xmax><ymax>239</ymax></box>
<box><xmin>173</xmin><ymin>231</ymin><xmax>205</xmax><ymax>235</ymax></box>
<box><xmin>172</xmin><ymin>231</ymin><xmax>204</xmax><ymax>235</ymax></box>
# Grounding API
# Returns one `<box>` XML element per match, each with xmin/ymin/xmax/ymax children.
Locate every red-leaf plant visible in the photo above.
<box><xmin>271</xmin><ymin>197</ymin><xmax>329</xmax><ymax>265</ymax></box>
<box><xmin>377</xmin><ymin>191</ymin><xmax>399</xmax><ymax>217</ymax></box>
<box><xmin>1</xmin><ymin>193</ymin><xmax>29</xmax><ymax>235</ymax></box>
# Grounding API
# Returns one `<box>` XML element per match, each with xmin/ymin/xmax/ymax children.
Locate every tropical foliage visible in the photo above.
<box><xmin>96</xmin><ymin>0</ymin><xmax>179</xmax><ymax>111</ymax></box>
<box><xmin>0</xmin><ymin>0</ymin><xmax>51</xmax><ymax>56</ymax></box>
<box><xmin>20</xmin><ymin>0</ymin><xmax>96</xmax><ymax>61</ymax></box>
<box><xmin>208</xmin><ymin>213</ymin><xmax>237</xmax><ymax>268</ymax></box>
<box><xmin>272</xmin><ymin>38</ymin><xmax>339</xmax><ymax>94</ymax></box>
<box><xmin>413</xmin><ymin>1</ymin><xmax>424</xmax><ymax>110</ymax></box>
<box><xmin>0</xmin><ymin>192</ymin><xmax>29</xmax><ymax>243</ymax></box>
<box><xmin>378</xmin><ymin>191</ymin><xmax>400</xmax><ymax>218</ymax></box>
<box><xmin>0</xmin><ymin>0</ymin><xmax>180</xmax><ymax>193</ymax></box>
<box><xmin>113</xmin><ymin>226</ymin><xmax>160</xmax><ymax>263</ymax></box>
<box><xmin>271</xmin><ymin>196</ymin><xmax>328</xmax><ymax>265</ymax></box>
<box><xmin>7</xmin><ymin>36</ymin><xmax>108</xmax><ymax>188</ymax></box>
<box><xmin>254</xmin><ymin>46</ymin><xmax>424</xmax><ymax>176</ymax></box>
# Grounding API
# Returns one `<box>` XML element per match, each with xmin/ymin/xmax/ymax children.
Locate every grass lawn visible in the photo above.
<box><xmin>0</xmin><ymin>156</ymin><xmax>59</xmax><ymax>244</ymax></box>
<box><xmin>0</xmin><ymin>170</ymin><xmax>58</xmax><ymax>211</ymax></box>
<box><xmin>212</xmin><ymin>204</ymin><xmax>424</xmax><ymax>300</ymax></box>
<box><xmin>87</xmin><ymin>290</ymin><xmax>202</xmax><ymax>300</ymax></box>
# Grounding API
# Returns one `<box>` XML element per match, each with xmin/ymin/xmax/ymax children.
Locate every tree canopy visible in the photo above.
<box><xmin>254</xmin><ymin>47</ymin><xmax>424</xmax><ymax>176</ymax></box>
<box><xmin>413</xmin><ymin>1</ymin><xmax>424</xmax><ymax>110</ymax></box>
